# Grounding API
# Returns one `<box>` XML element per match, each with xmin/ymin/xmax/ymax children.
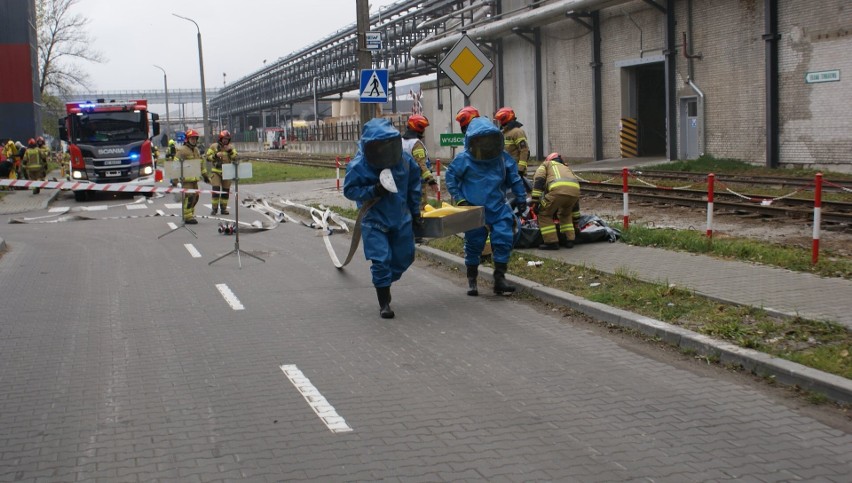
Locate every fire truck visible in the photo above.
<box><xmin>59</xmin><ymin>99</ymin><xmax>160</xmax><ymax>201</ymax></box>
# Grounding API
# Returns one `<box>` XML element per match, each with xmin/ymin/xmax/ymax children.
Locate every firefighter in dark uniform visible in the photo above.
<box><xmin>530</xmin><ymin>152</ymin><xmax>582</xmax><ymax>250</ymax></box>
<box><xmin>174</xmin><ymin>129</ymin><xmax>203</xmax><ymax>224</ymax></box>
<box><xmin>203</xmin><ymin>130</ymin><xmax>237</xmax><ymax>215</ymax></box>
<box><xmin>23</xmin><ymin>138</ymin><xmax>47</xmax><ymax>194</ymax></box>
<box><xmin>494</xmin><ymin>107</ymin><xmax>530</xmax><ymax>178</ymax></box>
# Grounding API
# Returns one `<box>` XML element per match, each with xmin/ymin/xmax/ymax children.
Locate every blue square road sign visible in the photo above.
<box><xmin>360</xmin><ymin>69</ymin><xmax>388</xmax><ymax>104</ymax></box>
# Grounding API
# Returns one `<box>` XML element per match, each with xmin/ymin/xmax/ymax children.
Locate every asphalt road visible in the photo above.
<box><xmin>0</xmin><ymin>188</ymin><xmax>850</xmax><ymax>482</ymax></box>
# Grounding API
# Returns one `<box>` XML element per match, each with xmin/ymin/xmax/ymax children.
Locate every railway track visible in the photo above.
<box><xmin>244</xmin><ymin>152</ymin><xmax>852</xmax><ymax>226</ymax></box>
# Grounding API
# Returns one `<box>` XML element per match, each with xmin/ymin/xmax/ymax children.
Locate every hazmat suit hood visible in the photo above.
<box><xmin>359</xmin><ymin>118</ymin><xmax>403</xmax><ymax>170</ymax></box>
<box><xmin>463</xmin><ymin>117</ymin><xmax>504</xmax><ymax>163</ymax></box>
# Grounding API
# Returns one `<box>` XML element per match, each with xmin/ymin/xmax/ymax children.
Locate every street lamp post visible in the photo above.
<box><xmin>173</xmin><ymin>13</ymin><xmax>210</xmax><ymax>145</ymax></box>
<box><xmin>152</xmin><ymin>64</ymin><xmax>170</xmax><ymax>137</ymax></box>
<box><xmin>312</xmin><ymin>76</ymin><xmax>322</xmax><ymax>141</ymax></box>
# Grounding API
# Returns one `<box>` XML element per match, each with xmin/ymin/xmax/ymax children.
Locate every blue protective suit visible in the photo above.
<box><xmin>343</xmin><ymin>118</ymin><xmax>422</xmax><ymax>287</ymax></box>
<box><xmin>445</xmin><ymin>117</ymin><xmax>527</xmax><ymax>266</ymax></box>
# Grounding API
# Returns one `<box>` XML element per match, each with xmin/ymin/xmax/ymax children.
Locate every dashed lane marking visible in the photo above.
<box><xmin>215</xmin><ymin>283</ymin><xmax>245</xmax><ymax>310</ymax></box>
<box><xmin>167</xmin><ymin>222</ymin><xmax>178</xmax><ymax>230</ymax></box>
<box><xmin>184</xmin><ymin>244</ymin><xmax>202</xmax><ymax>258</ymax></box>
<box><xmin>82</xmin><ymin>205</ymin><xmax>107</xmax><ymax>211</ymax></box>
<box><xmin>126</xmin><ymin>204</ymin><xmax>147</xmax><ymax>210</ymax></box>
<box><xmin>164</xmin><ymin>203</ymin><xmax>181</xmax><ymax>209</ymax></box>
<box><xmin>279</xmin><ymin>364</ymin><xmax>353</xmax><ymax>433</ymax></box>
<box><xmin>48</xmin><ymin>207</ymin><xmax>67</xmax><ymax>213</ymax></box>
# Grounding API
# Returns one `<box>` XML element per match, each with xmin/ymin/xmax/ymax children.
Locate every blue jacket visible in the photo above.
<box><xmin>445</xmin><ymin>117</ymin><xmax>526</xmax><ymax>223</ymax></box>
<box><xmin>343</xmin><ymin>118</ymin><xmax>422</xmax><ymax>228</ymax></box>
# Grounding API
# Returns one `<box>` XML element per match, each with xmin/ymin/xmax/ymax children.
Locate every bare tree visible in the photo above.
<box><xmin>37</xmin><ymin>0</ymin><xmax>104</xmax><ymax>97</ymax></box>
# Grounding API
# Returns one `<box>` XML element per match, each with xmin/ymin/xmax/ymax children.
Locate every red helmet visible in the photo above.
<box><xmin>494</xmin><ymin>107</ymin><xmax>516</xmax><ymax>126</ymax></box>
<box><xmin>545</xmin><ymin>152</ymin><xmax>564</xmax><ymax>164</ymax></box>
<box><xmin>406</xmin><ymin>115</ymin><xmax>429</xmax><ymax>133</ymax></box>
<box><xmin>27</xmin><ymin>138</ymin><xmax>36</xmax><ymax>147</ymax></box>
<box><xmin>218</xmin><ymin>130</ymin><xmax>231</xmax><ymax>143</ymax></box>
<box><xmin>36</xmin><ymin>136</ymin><xmax>45</xmax><ymax>145</ymax></box>
<box><xmin>185</xmin><ymin>129</ymin><xmax>200</xmax><ymax>143</ymax></box>
<box><xmin>455</xmin><ymin>106</ymin><xmax>480</xmax><ymax>129</ymax></box>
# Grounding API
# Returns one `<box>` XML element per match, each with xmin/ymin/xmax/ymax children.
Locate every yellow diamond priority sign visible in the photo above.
<box><xmin>439</xmin><ymin>35</ymin><xmax>493</xmax><ymax>98</ymax></box>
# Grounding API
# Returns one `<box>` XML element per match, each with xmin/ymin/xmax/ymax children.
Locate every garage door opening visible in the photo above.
<box><xmin>621</xmin><ymin>60</ymin><xmax>667</xmax><ymax>157</ymax></box>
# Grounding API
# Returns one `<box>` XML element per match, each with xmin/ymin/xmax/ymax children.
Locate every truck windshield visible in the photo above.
<box><xmin>70</xmin><ymin>111</ymin><xmax>147</xmax><ymax>144</ymax></box>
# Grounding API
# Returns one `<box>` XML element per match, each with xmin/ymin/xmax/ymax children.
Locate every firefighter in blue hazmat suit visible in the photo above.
<box><xmin>343</xmin><ymin>118</ymin><xmax>423</xmax><ymax>319</ymax></box>
<box><xmin>445</xmin><ymin>117</ymin><xmax>527</xmax><ymax>296</ymax></box>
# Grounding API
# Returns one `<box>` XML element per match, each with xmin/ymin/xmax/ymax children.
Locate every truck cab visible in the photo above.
<box><xmin>59</xmin><ymin>99</ymin><xmax>160</xmax><ymax>201</ymax></box>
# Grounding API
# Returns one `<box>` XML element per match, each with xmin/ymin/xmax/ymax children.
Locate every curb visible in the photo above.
<box><xmin>274</xmin><ymin>201</ymin><xmax>852</xmax><ymax>404</ymax></box>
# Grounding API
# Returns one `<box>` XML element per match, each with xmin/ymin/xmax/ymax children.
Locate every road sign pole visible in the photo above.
<box><xmin>356</xmin><ymin>0</ymin><xmax>372</xmax><ymax>129</ymax></box>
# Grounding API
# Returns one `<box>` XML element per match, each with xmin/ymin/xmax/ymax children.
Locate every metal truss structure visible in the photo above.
<box><xmin>210</xmin><ymin>0</ymin><xmax>491</xmax><ymax>119</ymax></box>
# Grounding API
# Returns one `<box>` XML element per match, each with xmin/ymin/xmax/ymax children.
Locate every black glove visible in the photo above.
<box><xmin>202</xmin><ymin>174</ymin><xmax>210</xmax><ymax>184</ymax></box>
<box><xmin>427</xmin><ymin>179</ymin><xmax>437</xmax><ymax>187</ymax></box>
<box><xmin>516</xmin><ymin>201</ymin><xmax>527</xmax><ymax>214</ymax></box>
<box><xmin>456</xmin><ymin>200</ymin><xmax>470</xmax><ymax>206</ymax></box>
<box><xmin>412</xmin><ymin>213</ymin><xmax>424</xmax><ymax>228</ymax></box>
<box><xmin>374</xmin><ymin>182</ymin><xmax>388</xmax><ymax>197</ymax></box>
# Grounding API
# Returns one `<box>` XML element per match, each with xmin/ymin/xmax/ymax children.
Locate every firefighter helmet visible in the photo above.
<box><xmin>218</xmin><ymin>130</ymin><xmax>231</xmax><ymax>143</ymax></box>
<box><xmin>36</xmin><ymin>136</ymin><xmax>45</xmax><ymax>146</ymax></box>
<box><xmin>455</xmin><ymin>106</ymin><xmax>480</xmax><ymax>129</ymax></box>
<box><xmin>185</xmin><ymin>129</ymin><xmax>200</xmax><ymax>145</ymax></box>
<box><xmin>406</xmin><ymin>115</ymin><xmax>429</xmax><ymax>133</ymax></box>
<box><xmin>494</xmin><ymin>107</ymin><xmax>516</xmax><ymax>126</ymax></box>
<box><xmin>545</xmin><ymin>152</ymin><xmax>564</xmax><ymax>164</ymax></box>
<box><xmin>27</xmin><ymin>138</ymin><xmax>36</xmax><ymax>147</ymax></box>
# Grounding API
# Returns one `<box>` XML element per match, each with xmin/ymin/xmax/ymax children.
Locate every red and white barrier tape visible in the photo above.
<box><xmin>0</xmin><ymin>178</ymin><xmax>225</xmax><ymax>195</ymax></box>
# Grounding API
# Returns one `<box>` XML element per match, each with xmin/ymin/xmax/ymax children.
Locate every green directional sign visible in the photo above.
<box><xmin>440</xmin><ymin>133</ymin><xmax>464</xmax><ymax>147</ymax></box>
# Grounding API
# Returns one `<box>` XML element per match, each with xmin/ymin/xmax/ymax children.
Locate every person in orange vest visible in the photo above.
<box><xmin>530</xmin><ymin>152</ymin><xmax>582</xmax><ymax>249</ymax></box>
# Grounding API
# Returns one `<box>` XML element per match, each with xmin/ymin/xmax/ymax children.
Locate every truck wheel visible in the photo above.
<box><xmin>73</xmin><ymin>190</ymin><xmax>88</xmax><ymax>202</ymax></box>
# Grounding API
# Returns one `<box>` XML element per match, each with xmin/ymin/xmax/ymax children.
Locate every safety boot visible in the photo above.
<box><xmin>376</xmin><ymin>286</ymin><xmax>394</xmax><ymax>319</ymax></box>
<box><xmin>560</xmin><ymin>239</ymin><xmax>574</xmax><ymax>249</ymax></box>
<box><xmin>466</xmin><ymin>264</ymin><xmax>479</xmax><ymax>296</ymax></box>
<box><xmin>211</xmin><ymin>205</ymin><xmax>218</xmax><ymax>215</ymax></box>
<box><xmin>220</xmin><ymin>207</ymin><xmax>230</xmax><ymax>215</ymax></box>
<box><xmin>539</xmin><ymin>243</ymin><xmax>559</xmax><ymax>250</ymax></box>
<box><xmin>493</xmin><ymin>262</ymin><xmax>516</xmax><ymax>295</ymax></box>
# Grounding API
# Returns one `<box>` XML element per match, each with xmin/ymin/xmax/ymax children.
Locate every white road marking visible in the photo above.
<box><xmin>164</xmin><ymin>203</ymin><xmax>182</xmax><ymax>209</ymax></box>
<box><xmin>82</xmin><ymin>205</ymin><xmax>107</xmax><ymax>211</ymax></box>
<box><xmin>49</xmin><ymin>207</ymin><xmax>67</xmax><ymax>213</ymax></box>
<box><xmin>279</xmin><ymin>365</ymin><xmax>353</xmax><ymax>433</ymax></box>
<box><xmin>216</xmin><ymin>283</ymin><xmax>245</xmax><ymax>310</ymax></box>
<box><xmin>184</xmin><ymin>244</ymin><xmax>202</xmax><ymax>258</ymax></box>
<box><xmin>155</xmin><ymin>209</ymin><xmax>166</xmax><ymax>216</ymax></box>
<box><xmin>167</xmin><ymin>222</ymin><xmax>178</xmax><ymax>230</ymax></box>
<box><xmin>126</xmin><ymin>204</ymin><xmax>147</xmax><ymax>210</ymax></box>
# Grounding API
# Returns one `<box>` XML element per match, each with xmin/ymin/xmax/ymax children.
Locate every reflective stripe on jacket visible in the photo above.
<box><xmin>531</xmin><ymin>161</ymin><xmax>580</xmax><ymax>201</ymax></box>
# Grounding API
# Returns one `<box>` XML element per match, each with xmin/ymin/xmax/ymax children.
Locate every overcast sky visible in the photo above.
<box><xmin>71</xmin><ymin>0</ymin><xmax>403</xmax><ymax>92</ymax></box>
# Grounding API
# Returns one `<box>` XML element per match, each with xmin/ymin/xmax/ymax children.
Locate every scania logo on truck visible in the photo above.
<box><xmin>98</xmin><ymin>147</ymin><xmax>125</xmax><ymax>155</ymax></box>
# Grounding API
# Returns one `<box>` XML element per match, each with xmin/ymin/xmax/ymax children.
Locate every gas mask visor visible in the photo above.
<box><xmin>363</xmin><ymin>136</ymin><xmax>402</xmax><ymax>170</ymax></box>
<box><xmin>468</xmin><ymin>133</ymin><xmax>503</xmax><ymax>161</ymax></box>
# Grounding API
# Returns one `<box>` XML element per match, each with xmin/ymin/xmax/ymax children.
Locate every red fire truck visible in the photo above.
<box><xmin>59</xmin><ymin>99</ymin><xmax>160</xmax><ymax>201</ymax></box>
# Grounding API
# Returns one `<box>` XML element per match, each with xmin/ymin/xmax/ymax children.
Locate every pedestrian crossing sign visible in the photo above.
<box><xmin>360</xmin><ymin>69</ymin><xmax>388</xmax><ymax>104</ymax></box>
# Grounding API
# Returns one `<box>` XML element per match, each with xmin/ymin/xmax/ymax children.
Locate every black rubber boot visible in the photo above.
<box><xmin>493</xmin><ymin>262</ymin><xmax>516</xmax><ymax>295</ymax></box>
<box><xmin>211</xmin><ymin>205</ymin><xmax>218</xmax><ymax>215</ymax></box>
<box><xmin>376</xmin><ymin>286</ymin><xmax>395</xmax><ymax>319</ymax></box>
<box><xmin>466</xmin><ymin>264</ymin><xmax>479</xmax><ymax>296</ymax></box>
<box><xmin>539</xmin><ymin>243</ymin><xmax>559</xmax><ymax>250</ymax></box>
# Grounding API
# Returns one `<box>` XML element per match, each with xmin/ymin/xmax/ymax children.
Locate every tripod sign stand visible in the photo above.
<box><xmin>208</xmin><ymin>159</ymin><xmax>265</xmax><ymax>268</ymax></box>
